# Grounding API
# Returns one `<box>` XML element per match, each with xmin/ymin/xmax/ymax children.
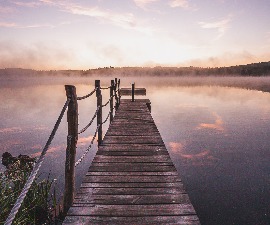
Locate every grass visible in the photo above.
<box><xmin>0</xmin><ymin>156</ymin><xmax>61</xmax><ymax>225</ymax></box>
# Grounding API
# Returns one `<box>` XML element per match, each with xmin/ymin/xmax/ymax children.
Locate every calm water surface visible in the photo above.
<box><xmin>1</xmin><ymin>76</ymin><xmax>270</xmax><ymax>225</ymax></box>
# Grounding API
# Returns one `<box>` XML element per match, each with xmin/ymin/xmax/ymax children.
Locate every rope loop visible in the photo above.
<box><xmin>78</xmin><ymin>106</ymin><xmax>100</xmax><ymax>134</ymax></box>
<box><xmin>75</xmin><ymin>125</ymin><xmax>100</xmax><ymax>167</ymax></box>
<box><xmin>77</xmin><ymin>87</ymin><xmax>97</xmax><ymax>100</ymax></box>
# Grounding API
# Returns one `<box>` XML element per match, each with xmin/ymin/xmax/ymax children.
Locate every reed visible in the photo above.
<box><xmin>0</xmin><ymin>154</ymin><xmax>60</xmax><ymax>225</ymax></box>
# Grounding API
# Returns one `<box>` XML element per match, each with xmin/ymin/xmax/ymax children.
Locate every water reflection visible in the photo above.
<box><xmin>1</xmin><ymin>77</ymin><xmax>270</xmax><ymax>224</ymax></box>
<box><xmin>148</xmin><ymin>84</ymin><xmax>270</xmax><ymax>225</ymax></box>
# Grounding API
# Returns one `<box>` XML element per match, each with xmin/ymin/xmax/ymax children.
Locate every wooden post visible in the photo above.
<box><xmin>95</xmin><ymin>80</ymin><xmax>102</xmax><ymax>146</ymax></box>
<box><xmin>118</xmin><ymin>79</ymin><xmax>121</xmax><ymax>105</ymax></box>
<box><xmin>110</xmin><ymin>80</ymin><xmax>114</xmax><ymax>123</ymax></box>
<box><xmin>132</xmin><ymin>82</ymin><xmax>135</xmax><ymax>102</ymax></box>
<box><xmin>146</xmin><ymin>102</ymin><xmax>151</xmax><ymax>113</ymax></box>
<box><xmin>63</xmin><ymin>85</ymin><xmax>78</xmax><ymax>215</ymax></box>
<box><xmin>114</xmin><ymin>78</ymin><xmax>118</xmax><ymax>110</ymax></box>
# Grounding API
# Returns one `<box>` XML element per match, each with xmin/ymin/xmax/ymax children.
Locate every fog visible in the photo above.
<box><xmin>2</xmin><ymin>73</ymin><xmax>270</xmax><ymax>93</ymax></box>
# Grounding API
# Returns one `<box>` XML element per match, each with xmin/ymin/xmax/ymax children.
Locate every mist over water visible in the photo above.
<box><xmin>1</xmin><ymin>75</ymin><xmax>270</xmax><ymax>224</ymax></box>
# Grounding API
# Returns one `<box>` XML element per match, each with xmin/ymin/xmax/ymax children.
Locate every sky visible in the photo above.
<box><xmin>0</xmin><ymin>0</ymin><xmax>270</xmax><ymax>69</ymax></box>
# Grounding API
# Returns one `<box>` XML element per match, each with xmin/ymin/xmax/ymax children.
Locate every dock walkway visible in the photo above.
<box><xmin>63</xmin><ymin>99</ymin><xmax>200</xmax><ymax>224</ymax></box>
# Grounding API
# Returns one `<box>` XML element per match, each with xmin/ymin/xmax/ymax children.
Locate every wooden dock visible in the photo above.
<box><xmin>63</xmin><ymin>99</ymin><xmax>200</xmax><ymax>224</ymax></box>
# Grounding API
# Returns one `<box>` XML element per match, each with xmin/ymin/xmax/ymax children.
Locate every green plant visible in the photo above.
<box><xmin>0</xmin><ymin>157</ymin><xmax>59</xmax><ymax>225</ymax></box>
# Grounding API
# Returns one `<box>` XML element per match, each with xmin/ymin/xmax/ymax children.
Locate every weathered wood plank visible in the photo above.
<box><xmin>83</xmin><ymin>175</ymin><xmax>181</xmax><ymax>183</ymax></box>
<box><xmin>96</xmin><ymin>151</ymin><xmax>169</xmax><ymax>156</ymax></box>
<box><xmin>63</xmin><ymin>215</ymin><xmax>200</xmax><ymax>225</ymax></box>
<box><xmin>86</xmin><ymin>171</ymin><xmax>178</xmax><ymax>176</ymax></box>
<box><xmin>88</xmin><ymin>165</ymin><xmax>177</xmax><ymax>172</ymax></box>
<box><xmin>105</xmin><ymin>130</ymin><xmax>160</xmax><ymax>135</ymax></box>
<box><xmin>102</xmin><ymin>136</ymin><xmax>163</xmax><ymax>144</ymax></box>
<box><xmin>74</xmin><ymin>194</ymin><xmax>191</xmax><ymax>205</ymax></box>
<box><xmin>98</xmin><ymin>144</ymin><xmax>167</xmax><ymax>151</ymax></box>
<box><xmin>79</xmin><ymin>182</ymin><xmax>184</xmax><ymax>188</ymax></box>
<box><xmin>76</xmin><ymin>187</ymin><xmax>186</xmax><ymax>195</ymax></box>
<box><xmin>66</xmin><ymin>204</ymin><xmax>196</xmax><ymax>216</ymax></box>
<box><xmin>92</xmin><ymin>155</ymin><xmax>172</xmax><ymax>163</ymax></box>
<box><xmin>90</xmin><ymin>162</ymin><xmax>174</xmax><ymax>166</ymax></box>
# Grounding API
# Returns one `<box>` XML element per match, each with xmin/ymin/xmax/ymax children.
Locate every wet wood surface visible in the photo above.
<box><xmin>63</xmin><ymin>99</ymin><xmax>200</xmax><ymax>224</ymax></box>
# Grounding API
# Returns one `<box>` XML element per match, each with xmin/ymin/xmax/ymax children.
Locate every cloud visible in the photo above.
<box><xmin>133</xmin><ymin>0</ymin><xmax>158</xmax><ymax>9</ymax></box>
<box><xmin>31</xmin><ymin>145</ymin><xmax>64</xmax><ymax>157</ymax></box>
<box><xmin>12</xmin><ymin>1</ymin><xmax>42</xmax><ymax>7</ymax></box>
<box><xmin>169</xmin><ymin>142</ymin><xmax>219</xmax><ymax>165</ymax></box>
<box><xmin>68</xmin><ymin>6</ymin><xmax>136</xmax><ymax>28</ymax></box>
<box><xmin>0</xmin><ymin>21</ymin><xmax>56</xmax><ymax>29</ymax></box>
<box><xmin>169</xmin><ymin>142</ymin><xmax>184</xmax><ymax>153</ymax></box>
<box><xmin>169</xmin><ymin>0</ymin><xmax>189</xmax><ymax>8</ymax></box>
<box><xmin>180</xmin><ymin>149</ymin><xmax>211</xmax><ymax>159</ymax></box>
<box><xmin>0</xmin><ymin>127</ymin><xmax>22</xmax><ymax>133</ymax></box>
<box><xmin>198</xmin><ymin>15</ymin><xmax>233</xmax><ymax>40</ymax></box>
<box><xmin>0</xmin><ymin>22</ymin><xmax>17</xmax><ymax>28</ymax></box>
<box><xmin>78</xmin><ymin>135</ymin><xmax>94</xmax><ymax>146</ymax></box>
<box><xmin>196</xmin><ymin>112</ymin><xmax>224</xmax><ymax>131</ymax></box>
<box><xmin>38</xmin><ymin>0</ymin><xmax>138</xmax><ymax>30</ymax></box>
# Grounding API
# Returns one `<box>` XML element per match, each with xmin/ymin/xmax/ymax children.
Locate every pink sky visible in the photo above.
<box><xmin>0</xmin><ymin>0</ymin><xmax>269</xmax><ymax>69</ymax></box>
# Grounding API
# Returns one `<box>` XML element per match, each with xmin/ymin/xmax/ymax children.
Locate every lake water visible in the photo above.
<box><xmin>1</xmin><ymin>76</ymin><xmax>270</xmax><ymax>225</ymax></box>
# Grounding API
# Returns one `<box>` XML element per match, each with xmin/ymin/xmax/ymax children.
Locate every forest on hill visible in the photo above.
<box><xmin>1</xmin><ymin>61</ymin><xmax>270</xmax><ymax>78</ymax></box>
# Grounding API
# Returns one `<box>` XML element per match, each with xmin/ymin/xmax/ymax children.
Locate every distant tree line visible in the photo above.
<box><xmin>1</xmin><ymin>61</ymin><xmax>270</xmax><ymax>77</ymax></box>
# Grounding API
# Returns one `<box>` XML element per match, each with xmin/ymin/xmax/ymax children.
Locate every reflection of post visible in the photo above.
<box><xmin>64</xmin><ymin>85</ymin><xmax>78</xmax><ymax>215</ymax></box>
<box><xmin>95</xmin><ymin>80</ymin><xmax>102</xmax><ymax>146</ymax></box>
<box><xmin>110</xmin><ymin>80</ymin><xmax>114</xmax><ymax>123</ymax></box>
<box><xmin>132</xmin><ymin>82</ymin><xmax>135</xmax><ymax>102</ymax></box>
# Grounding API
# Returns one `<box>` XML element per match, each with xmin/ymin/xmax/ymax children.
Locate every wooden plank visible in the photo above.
<box><xmin>63</xmin><ymin>215</ymin><xmax>200</xmax><ymax>225</ymax></box>
<box><xmin>88</xmin><ymin>165</ymin><xmax>176</xmax><ymax>172</ymax></box>
<box><xmin>98</xmin><ymin>144</ymin><xmax>166</xmax><ymax>151</ymax></box>
<box><xmin>66</xmin><ymin>204</ymin><xmax>196</xmax><ymax>216</ymax></box>
<box><xmin>96</xmin><ymin>151</ymin><xmax>169</xmax><ymax>156</ymax></box>
<box><xmin>79</xmin><ymin>182</ymin><xmax>184</xmax><ymax>188</ymax></box>
<box><xmin>86</xmin><ymin>171</ymin><xmax>178</xmax><ymax>176</ymax></box>
<box><xmin>104</xmin><ymin>136</ymin><xmax>163</xmax><ymax>145</ymax></box>
<box><xmin>76</xmin><ymin>187</ymin><xmax>186</xmax><ymax>195</ymax></box>
<box><xmin>105</xmin><ymin>131</ymin><xmax>160</xmax><ymax>136</ymax></box>
<box><xmin>74</xmin><ymin>194</ymin><xmax>191</xmax><ymax>205</ymax></box>
<box><xmin>90</xmin><ymin>162</ymin><xmax>174</xmax><ymax>166</ymax></box>
<box><xmin>97</xmin><ymin>148</ymin><xmax>167</xmax><ymax>152</ymax></box>
<box><xmin>83</xmin><ymin>175</ymin><xmax>181</xmax><ymax>183</ymax></box>
<box><xmin>92</xmin><ymin>156</ymin><xmax>172</xmax><ymax>163</ymax></box>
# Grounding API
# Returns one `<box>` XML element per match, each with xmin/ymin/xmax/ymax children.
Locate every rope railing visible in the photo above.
<box><xmin>74</xmin><ymin>124</ymin><xmax>100</xmax><ymax>167</ymax></box>
<box><xmin>102</xmin><ymin>106</ymin><xmax>115</xmax><ymax>125</ymax></box>
<box><xmin>102</xmin><ymin>94</ymin><xmax>116</xmax><ymax>108</ymax></box>
<box><xmin>78</xmin><ymin>106</ymin><xmax>100</xmax><ymax>134</ymax></box>
<box><xmin>4</xmin><ymin>98</ymin><xmax>70</xmax><ymax>225</ymax></box>
<box><xmin>77</xmin><ymin>87</ymin><xmax>97</xmax><ymax>100</ymax></box>
<box><xmin>63</xmin><ymin>78</ymin><xmax>121</xmax><ymax>214</ymax></box>
<box><xmin>100</xmin><ymin>85</ymin><xmax>112</xmax><ymax>90</ymax></box>
<box><xmin>4</xmin><ymin>78</ymin><xmax>121</xmax><ymax>224</ymax></box>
